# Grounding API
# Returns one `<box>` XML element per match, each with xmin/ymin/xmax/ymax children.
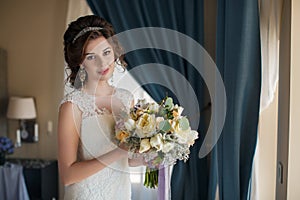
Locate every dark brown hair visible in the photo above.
<box><xmin>63</xmin><ymin>15</ymin><xmax>126</xmax><ymax>87</ymax></box>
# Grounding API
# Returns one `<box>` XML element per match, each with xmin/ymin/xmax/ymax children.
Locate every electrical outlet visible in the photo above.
<box><xmin>47</xmin><ymin>121</ymin><xmax>53</xmax><ymax>135</ymax></box>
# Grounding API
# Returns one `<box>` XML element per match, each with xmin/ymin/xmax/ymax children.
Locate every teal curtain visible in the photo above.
<box><xmin>214</xmin><ymin>0</ymin><xmax>261</xmax><ymax>199</ymax></box>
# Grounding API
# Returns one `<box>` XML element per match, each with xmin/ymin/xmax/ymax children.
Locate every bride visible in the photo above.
<box><xmin>58</xmin><ymin>15</ymin><xmax>143</xmax><ymax>200</ymax></box>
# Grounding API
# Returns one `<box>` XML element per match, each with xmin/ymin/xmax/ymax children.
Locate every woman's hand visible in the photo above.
<box><xmin>128</xmin><ymin>153</ymin><xmax>147</xmax><ymax>167</ymax></box>
<box><xmin>118</xmin><ymin>142</ymin><xmax>129</xmax><ymax>151</ymax></box>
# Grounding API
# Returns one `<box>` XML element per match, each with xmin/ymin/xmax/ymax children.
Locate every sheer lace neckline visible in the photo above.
<box><xmin>81</xmin><ymin>90</ymin><xmax>116</xmax><ymax>116</ymax></box>
<box><xmin>81</xmin><ymin>86</ymin><xmax>117</xmax><ymax>98</ymax></box>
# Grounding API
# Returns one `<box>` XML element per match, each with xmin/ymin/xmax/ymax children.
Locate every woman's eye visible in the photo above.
<box><xmin>103</xmin><ymin>50</ymin><xmax>111</xmax><ymax>56</ymax></box>
<box><xmin>86</xmin><ymin>55</ymin><xmax>96</xmax><ymax>60</ymax></box>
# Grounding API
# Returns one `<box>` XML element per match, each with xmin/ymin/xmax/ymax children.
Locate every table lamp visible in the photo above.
<box><xmin>6</xmin><ymin>97</ymin><xmax>37</xmax><ymax>146</ymax></box>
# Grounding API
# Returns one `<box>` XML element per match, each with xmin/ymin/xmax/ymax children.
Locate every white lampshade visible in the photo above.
<box><xmin>7</xmin><ymin>97</ymin><xmax>37</xmax><ymax>119</ymax></box>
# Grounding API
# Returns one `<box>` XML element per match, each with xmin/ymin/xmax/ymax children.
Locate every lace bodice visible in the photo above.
<box><xmin>60</xmin><ymin>88</ymin><xmax>133</xmax><ymax>200</ymax></box>
<box><xmin>61</xmin><ymin>87</ymin><xmax>133</xmax><ymax>119</ymax></box>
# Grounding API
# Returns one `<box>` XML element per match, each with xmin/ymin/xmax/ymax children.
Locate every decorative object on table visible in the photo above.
<box><xmin>115</xmin><ymin>97</ymin><xmax>199</xmax><ymax>188</ymax></box>
<box><xmin>6</xmin><ymin>97</ymin><xmax>38</xmax><ymax>143</ymax></box>
<box><xmin>0</xmin><ymin>136</ymin><xmax>14</xmax><ymax>165</ymax></box>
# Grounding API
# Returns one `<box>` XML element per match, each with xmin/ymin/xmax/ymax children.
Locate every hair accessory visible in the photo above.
<box><xmin>78</xmin><ymin>65</ymin><xmax>86</xmax><ymax>88</ymax></box>
<box><xmin>72</xmin><ymin>27</ymin><xmax>103</xmax><ymax>43</ymax></box>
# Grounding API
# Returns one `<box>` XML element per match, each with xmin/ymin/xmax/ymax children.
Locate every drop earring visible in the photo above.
<box><xmin>78</xmin><ymin>65</ymin><xmax>86</xmax><ymax>88</ymax></box>
<box><xmin>110</xmin><ymin>74</ymin><xmax>114</xmax><ymax>86</ymax></box>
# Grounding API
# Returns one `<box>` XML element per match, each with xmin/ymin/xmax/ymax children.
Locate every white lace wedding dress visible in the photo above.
<box><xmin>60</xmin><ymin>88</ymin><xmax>133</xmax><ymax>200</ymax></box>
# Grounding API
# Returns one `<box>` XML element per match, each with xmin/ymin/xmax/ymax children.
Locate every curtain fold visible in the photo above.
<box><xmin>86</xmin><ymin>0</ymin><xmax>261</xmax><ymax>199</ymax></box>
<box><xmin>215</xmin><ymin>0</ymin><xmax>261</xmax><ymax>199</ymax></box>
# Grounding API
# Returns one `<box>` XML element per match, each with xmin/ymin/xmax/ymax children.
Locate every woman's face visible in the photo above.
<box><xmin>81</xmin><ymin>36</ymin><xmax>115</xmax><ymax>83</ymax></box>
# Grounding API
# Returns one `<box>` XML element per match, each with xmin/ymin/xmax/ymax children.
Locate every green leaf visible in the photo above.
<box><xmin>159</xmin><ymin>120</ymin><xmax>171</xmax><ymax>132</ymax></box>
<box><xmin>165</xmin><ymin>97</ymin><xmax>174</xmax><ymax>110</ymax></box>
<box><xmin>158</xmin><ymin>108</ymin><xmax>167</xmax><ymax>116</ymax></box>
<box><xmin>179</xmin><ymin>117</ymin><xmax>190</xmax><ymax>130</ymax></box>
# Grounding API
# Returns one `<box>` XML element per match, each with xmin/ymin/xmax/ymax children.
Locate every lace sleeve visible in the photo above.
<box><xmin>59</xmin><ymin>90</ymin><xmax>85</xmax><ymax>112</ymax></box>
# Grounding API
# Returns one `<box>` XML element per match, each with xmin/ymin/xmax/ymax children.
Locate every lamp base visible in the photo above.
<box><xmin>19</xmin><ymin>119</ymin><xmax>37</xmax><ymax>143</ymax></box>
<box><xmin>20</xmin><ymin>129</ymin><xmax>29</xmax><ymax>140</ymax></box>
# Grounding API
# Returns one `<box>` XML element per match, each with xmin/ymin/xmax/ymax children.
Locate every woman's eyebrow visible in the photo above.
<box><xmin>102</xmin><ymin>47</ymin><xmax>111</xmax><ymax>51</ymax></box>
<box><xmin>83</xmin><ymin>52</ymin><xmax>95</xmax><ymax>56</ymax></box>
<box><xmin>84</xmin><ymin>47</ymin><xmax>111</xmax><ymax>55</ymax></box>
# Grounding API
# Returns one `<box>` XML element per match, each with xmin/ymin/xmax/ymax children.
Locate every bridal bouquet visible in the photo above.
<box><xmin>115</xmin><ymin>97</ymin><xmax>198</xmax><ymax>188</ymax></box>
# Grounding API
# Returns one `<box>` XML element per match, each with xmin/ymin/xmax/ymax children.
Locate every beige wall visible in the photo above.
<box><xmin>0</xmin><ymin>0</ymin><xmax>68</xmax><ymax>159</ymax></box>
<box><xmin>287</xmin><ymin>0</ymin><xmax>300</xmax><ymax>199</ymax></box>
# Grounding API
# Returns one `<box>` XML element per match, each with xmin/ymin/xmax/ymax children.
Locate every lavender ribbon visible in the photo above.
<box><xmin>158</xmin><ymin>166</ymin><xmax>169</xmax><ymax>200</ymax></box>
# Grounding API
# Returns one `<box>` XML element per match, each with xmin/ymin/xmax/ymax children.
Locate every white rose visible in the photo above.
<box><xmin>187</xmin><ymin>130</ymin><xmax>198</xmax><ymax>146</ymax></box>
<box><xmin>149</xmin><ymin>103</ymin><xmax>159</xmax><ymax>113</ymax></box>
<box><xmin>162</xmin><ymin>142</ymin><xmax>174</xmax><ymax>153</ymax></box>
<box><xmin>174</xmin><ymin>128</ymin><xmax>190</xmax><ymax>144</ymax></box>
<box><xmin>171</xmin><ymin>120</ymin><xmax>181</xmax><ymax>133</ymax></box>
<box><xmin>173</xmin><ymin>105</ymin><xmax>184</xmax><ymax>118</ymax></box>
<box><xmin>139</xmin><ymin>138</ymin><xmax>151</xmax><ymax>153</ymax></box>
<box><xmin>124</xmin><ymin>118</ymin><xmax>135</xmax><ymax>131</ymax></box>
<box><xmin>150</xmin><ymin>134</ymin><xmax>163</xmax><ymax>151</ymax></box>
<box><xmin>177</xmin><ymin>106</ymin><xmax>184</xmax><ymax>116</ymax></box>
<box><xmin>156</xmin><ymin>117</ymin><xmax>164</xmax><ymax>128</ymax></box>
<box><xmin>135</xmin><ymin>113</ymin><xmax>156</xmax><ymax>138</ymax></box>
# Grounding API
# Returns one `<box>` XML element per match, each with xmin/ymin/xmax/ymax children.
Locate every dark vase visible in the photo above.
<box><xmin>0</xmin><ymin>153</ymin><xmax>6</xmax><ymax>165</ymax></box>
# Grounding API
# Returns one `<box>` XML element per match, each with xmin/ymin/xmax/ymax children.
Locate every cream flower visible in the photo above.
<box><xmin>173</xmin><ymin>104</ymin><xmax>184</xmax><ymax>118</ymax></box>
<box><xmin>124</xmin><ymin>118</ymin><xmax>135</xmax><ymax>131</ymax></box>
<box><xmin>162</xmin><ymin>142</ymin><xmax>174</xmax><ymax>153</ymax></box>
<box><xmin>115</xmin><ymin>130</ymin><xmax>130</xmax><ymax>143</ymax></box>
<box><xmin>177</xmin><ymin>105</ymin><xmax>184</xmax><ymax>116</ymax></box>
<box><xmin>173</xmin><ymin>125</ymin><xmax>190</xmax><ymax>144</ymax></box>
<box><xmin>187</xmin><ymin>130</ymin><xmax>198</xmax><ymax>146</ymax></box>
<box><xmin>135</xmin><ymin>113</ymin><xmax>156</xmax><ymax>138</ymax></box>
<box><xmin>139</xmin><ymin>138</ymin><xmax>151</xmax><ymax>153</ymax></box>
<box><xmin>171</xmin><ymin>120</ymin><xmax>181</xmax><ymax>133</ymax></box>
<box><xmin>149</xmin><ymin>102</ymin><xmax>159</xmax><ymax>113</ymax></box>
<box><xmin>150</xmin><ymin>133</ymin><xmax>163</xmax><ymax>151</ymax></box>
<box><xmin>171</xmin><ymin>119</ymin><xmax>191</xmax><ymax>144</ymax></box>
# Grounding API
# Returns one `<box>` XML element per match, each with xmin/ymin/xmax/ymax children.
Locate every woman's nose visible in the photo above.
<box><xmin>94</xmin><ymin>56</ymin><xmax>105</xmax><ymax>68</ymax></box>
<box><xmin>98</xmin><ymin>57</ymin><xmax>112</xmax><ymax>69</ymax></box>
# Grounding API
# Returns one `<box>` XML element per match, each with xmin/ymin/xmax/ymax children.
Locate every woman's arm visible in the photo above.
<box><xmin>58</xmin><ymin>102</ymin><xmax>127</xmax><ymax>186</ymax></box>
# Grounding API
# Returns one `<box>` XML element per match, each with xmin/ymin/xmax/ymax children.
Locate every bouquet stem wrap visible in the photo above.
<box><xmin>143</xmin><ymin>166</ymin><xmax>170</xmax><ymax>200</ymax></box>
<box><xmin>144</xmin><ymin>167</ymin><xmax>158</xmax><ymax>188</ymax></box>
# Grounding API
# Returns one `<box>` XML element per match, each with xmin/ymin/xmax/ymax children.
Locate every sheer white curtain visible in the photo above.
<box><xmin>64</xmin><ymin>1</ymin><xmax>157</xmax><ymax>199</ymax></box>
<box><xmin>259</xmin><ymin>0</ymin><xmax>282</xmax><ymax>112</ymax></box>
<box><xmin>251</xmin><ymin>0</ymin><xmax>283</xmax><ymax>199</ymax></box>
